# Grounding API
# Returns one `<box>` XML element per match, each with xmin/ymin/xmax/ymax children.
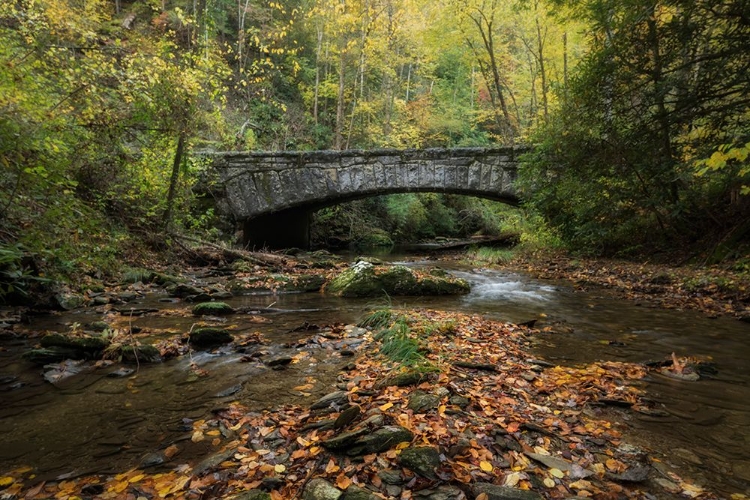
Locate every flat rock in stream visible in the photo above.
<box><xmin>192</xmin><ymin>301</ymin><xmax>235</xmax><ymax>316</ymax></box>
<box><xmin>121</xmin><ymin>344</ymin><xmax>161</xmax><ymax>363</ymax></box>
<box><xmin>189</xmin><ymin>327</ymin><xmax>233</xmax><ymax>347</ymax></box>
<box><xmin>325</xmin><ymin>261</ymin><xmax>469</xmax><ymax>298</ymax></box>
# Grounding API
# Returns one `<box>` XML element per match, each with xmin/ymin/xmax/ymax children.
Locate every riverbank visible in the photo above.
<box><xmin>0</xmin><ymin>308</ymin><xmax>715</xmax><ymax>500</ymax></box>
<box><xmin>509</xmin><ymin>254</ymin><xmax>750</xmax><ymax>322</ymax></box>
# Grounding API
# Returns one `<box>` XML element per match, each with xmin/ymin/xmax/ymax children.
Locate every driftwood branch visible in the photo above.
<box><xmin>168</xmin><ymin>232</ymin><xmax>291</xmax><ymax>267</ymax></box>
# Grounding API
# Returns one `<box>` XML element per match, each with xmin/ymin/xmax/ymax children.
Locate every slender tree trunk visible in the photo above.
<box><xmin>535</xmin><ymin>15</ymin><xmax>548</xmax><ymax>121</ymax></box>
<box><xmin>335</xmin><ymin>51</ymin><xmax>346</xmax><ymax>150</ymax></box>
<box><xmin>563</xmin><ymin>32</ymin><xmax>568</xmax><ymax>92</ymax></box>
<box><xmin>163</xmin><ymin>133</ymin><xmax>186</xmax><ymax>230</ymax></box>
<box><xmin>313</xmin><ymin>25</ymin><xmax>323</xmax><ymax>124</ymax></box>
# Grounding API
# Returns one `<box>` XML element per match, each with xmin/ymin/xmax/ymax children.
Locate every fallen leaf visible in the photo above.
<box><xmin>479</xmin><ymin>461</ymin><xmax>493</xmax><ymax>472</ymax></box>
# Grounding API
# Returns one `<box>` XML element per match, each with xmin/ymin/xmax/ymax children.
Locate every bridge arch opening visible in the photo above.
<box><xmin>210</xmin><ymin>146</ymin><xmax>527</xmax><ymax>249</ymax></box>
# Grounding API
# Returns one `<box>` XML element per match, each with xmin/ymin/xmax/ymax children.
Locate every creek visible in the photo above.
<box><xmin>1</xmin><ymin>259</ymin><xmax>749</xmax><ymax>496</ymax></box>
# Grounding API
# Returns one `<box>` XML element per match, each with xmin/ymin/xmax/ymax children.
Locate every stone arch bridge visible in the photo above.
<box><xmin>206</xmin><ymin>146</ymin><xmax>527</xmax><ymax>248</ymax></box>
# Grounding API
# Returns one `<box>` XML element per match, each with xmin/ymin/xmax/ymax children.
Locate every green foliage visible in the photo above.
<box><xmin>467</xmin><ymin>247</ymin><xmax>516</xmax><ymax>266</ymax></box>
<box><xmin>519</xmin><ymin>0</ymin><xmax>750</xmax><ymax>256</ymax></box>
<box><xmin>0</xmin><ymin>244</ymin><xmax>46</xmax><ymax>304</ymax></box>
<box><xmin>374</xmin><ymin>316</ymin><xmax>425</xmax><ymax>367</ymax></box>
<box><xmin>358</xmin><ymin>308</ymin><xmax>394</xmax><ymax>330</ymax></box>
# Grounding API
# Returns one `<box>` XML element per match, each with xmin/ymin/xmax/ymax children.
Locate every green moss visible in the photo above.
<box><xmin>192</xmin><ymin>301</ymin><xmax>235</xmax><ymax>315</ymax></box>
<box><xmin>189</xmin><ymin>327</ymin><xmax>233</xmax><ymax>347</ymax></box>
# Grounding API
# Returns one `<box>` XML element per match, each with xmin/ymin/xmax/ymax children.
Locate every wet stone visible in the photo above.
<box><xmin>377</xmin><ymin>470</ymin><xmax>403</xmax><ymax>485</ymax></box>
<box><xmin>340</xmin><ymin>485</ymin><xmax>379</xmax><ymax>500</ymax></box>
<box><xmin>413</xmin><ymin>485</ymin><xmax>464</xmax><ymax>500</ymax></box>
<box><xmin>107</xmin><ymin>367</ymin><xmax>135</xmax><ymax>378</ymax></box>
<box><xmin>192</xmin><ymin>301</ymin><xmax>235</xmax><ymax>316</ymax></box>
<box><xmin>311</xmin><ymin>391</ymin><xmax>349</xmax><ymax>410</ymax></box>
<box><xmin>472</xmin><ymin>483</ymin><xmax>543</xmax><ymax>500</ymax></box>
<box><xmin>227</xmin><ymin>490</ymin><xmax>271</xmax><ymax>500</ymax></box>
<box><xmin>190</xmin><ymin>327</ymin><xmax>233</xmax><ymax>348</ymax></box>
<box><xmin>399</xmin><ymin>446</ymin><xmax>441</xmax><ymax>478</ymax></box>
<box><xmin>407</xmin><ymin>391</ymin><xmax>441</xmax><ymax>413</ymax></box>
<box><xmin>303</xmin><ymin>478</ymin><xmax>342</xmax><ymax>500</ymax></box>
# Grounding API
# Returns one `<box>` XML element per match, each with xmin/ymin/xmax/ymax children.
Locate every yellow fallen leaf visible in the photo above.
<box><xmin>0</xmin><ymin>477</ymin><xmax>13</xmax><ymax>487</ymax></box>
<box><xmin>549</xmin><ymin>468</ymin><xmax>565</xmax><ymax>478</ymax></box>
<box><xmin>274</xmin><ymin>464</ymin><xmax>286</xmax><ymax>473</ymax></box>
<box><xmin>379</xmin><ymin>402</ymin><xmax>393</xmax><ymax>411</ymax></box>
<box><xmin>336</xmin><ymin>473</ymin><xmax>351</xmax><ymax>489</ymax></box>
<box><xmin>479</xmin><ymin>461</ymin><xmax>493</xmax><ymax>472</ymax></box>
<box><xmin>206</xmin><ymin>429</ymin><xmax>221</xmax><ymax>436</ymax></box>
<box><xmin>191</xmin><ymin>430</ymin><xmax>204</xmax><ymax>442</ymax></box>
<box><xmin>476</xmin><ymin>494</ymin><xmax>488</xmax><ymax>500</ymax></box>
<box><xmin>543</xmin><ymin>477</ymin><xmax>556</xmax><ymax>488</ymax></box>
<box><xmin>128</xmin><ymin>474</ymin><xmax>144</xmax><ymax>483</ymax></box>
<box><xmin>504</xmin><ymin>472</ymin><xmax>522</xmax><ymax>486</ymax></box>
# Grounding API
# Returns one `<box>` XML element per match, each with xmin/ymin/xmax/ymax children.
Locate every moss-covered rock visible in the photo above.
<box><xmin>189</xmin><ymin>327</ymin><xmax>233</xmax><ymax>347</ymax></box>
<box><xmin>121</xmin><ymin>344</ymin><xmax>161</xmax><ymax>363</ymax></box>
<box><xmin>40</xmin><ymin>333</ymin><xmax>109</xmax><ymax>353</ymax></box>
<box><xmin>192</xmin><ymin>301</ymin><xmax>235</xmax><ymax>315</ymax></box>
<box><xmin>23</xmin><ymin>347</ymin><xmax>82</xmax><ymax>364</ymax></box>
<box><xmin>354</xmin><ymin>228</ymin><xmax>394</xmax><ymax>249</ymax></box>
<box><xmin>325</xmin><ymin>262</ymin><xmax>470</xmax><ymax>298</ymax></box>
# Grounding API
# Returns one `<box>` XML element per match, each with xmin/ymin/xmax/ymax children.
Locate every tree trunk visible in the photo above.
<box><xmin>163</xmin><ymin>133</ymin><xmax>186</xmax><ymax>230</ymax></box>
<box><xmin>335</xmin><ymin>51</ymin><xmax>346</xmax><ymax>150</ymax></box>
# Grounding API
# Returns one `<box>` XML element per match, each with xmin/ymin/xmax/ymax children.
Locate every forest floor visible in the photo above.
<box><xmin>1</xmin><ymin>247</ymin><xmax>746</xmax><ymax>500</ymax></box>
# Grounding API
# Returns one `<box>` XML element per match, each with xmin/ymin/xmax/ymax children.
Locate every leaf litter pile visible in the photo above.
<box><xmin>1</xmin><ymin>310</ymin><xmax>717</xmax><ymax>500</ymax></box>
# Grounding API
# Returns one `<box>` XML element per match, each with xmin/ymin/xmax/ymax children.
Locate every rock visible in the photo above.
<box><xmin>525</xmin><ymin>452</ymin><xmax>575</xmax><ymax>472</ymax></box>
<box><xmin>88</xmin><ymin>321</ymin><xmax>110</xmax><ymax>332</ymax></box>
<box><xmin>399</xmin><ymin>446</ymin><xmax>441</xmax><ymax>478</ymax></box>
<box><xmin>120</xmin><ymin>344</ymin><xmax>161</xmax><ymax>363</ymax></box>
<box><xmin>189</xmin><ymin>327</ymin><xmax>233</xmax><ymax>347</ymax></box>
<box><xmin>43</xmin><ymin>359</ymin><xmax>86</xmax><ymax>384</ymax></box>
<box><xmin>169</xmin><ymin>283</ymin><xmax>205</xmax><ymax>298</ymax></box>
<box><xmin>186</xmin><ymin>293</ymin><xmax>213</xmax><ymax>303</ymax></box>
<box><xmin>107</xmin><ymin>367</ymin><xmax>135</xmax><ymax>378</ymax></box>
<box><xmin>227</xmin><ymin>490</ymin><xmax>271</xmax><ymax>500</ymax></box>
<box><xmin>23</xmin><ymin>347</ymin><xmax>82</xmax><ymax>364</ymax></box>
<box><xmin>377</xmin><ymin>470</ymin><xmax>403</xmax><ymax>485</ymax></box>
<box><xmin>55</xmin><ymin>292</ymin><xmax>86</xmax><ymax>310</ymax></box>
<box><xmin>192</xmin><ymin>301</ymin><xmax>235</xmax><ymax>316</ymax></box>
<box><xmin>311</xmin><ymin>391</ymin><xmax>349</xmax><ymax>410</ymax></box>
<box><xmin>215</xmin><ymin>384</ymin><xmax>243</xmax><ymax>397</ymax></box>
<box><xmin>376</xmin><ymin>371</ymin><xmax>428</xmax><ymax>388</ymax></box>
<box><xmin>40</xmin><ymin>333</ymin><xmax>109</xmax><ymax>355</ymax></box>
<box><xmin>472</xmin><ymin>483</ymin><xmax>543</xmax><ymax>500</ymax></box>
<box><xmin>325</xmin><ymin>262</ymin><xmax>469</xmax><ymax>298</ymax></box>
<box><xmin>211</xmin><ymin>291</ymin><xmax>234</xmax><ymax>300</ymax></box>
<box><xmin>605</xmin><ymin>464</ymin><xmax>650</xmax><ymax>483</ymax></box>
<box><xmin>348</xmin><ymin>425</ymin><xmax>413</xmax><ymax>455</ymax></box>
<box><xmin>340</xmin><ymin>485</ymin><xmax>379</xmax><ymax>500</ymax></box>
<box><xmin>413</xmin><ymin>485</ymin><xmax>464</xmax><ymax>500</ymax></box>
<box><xmin>192</xmin><ymin>449</ymin><xmax>235</xmax><ymax>476</ymax></box>
<box><xmin>660</xmin><ymin>368</ymin><xmax>700</xmax><ymax>381</ymax></box>
<box><xmin>321</xmin><ymin>427</ymin><xmax>370</xmax><ymax>451</ymax></box>
<box><xmin>302</xmin><ymin>478</ymin><xmax>342</xmax><ymax>500</ymax></box>
<box><xmin>449</xmin><ymin>395</ymin><xmax>470</xmax><ymax>408</ymax></box>
<box><xmin>139</xmin><ymin>452</ymin><xmax>166</xmax><ymax>468</ymax></box>
<box><xmin>407</xmin><ymin>391</ymin><xmax>441</xmax><ymax>413</ymax></box>
<box><xmin>117</xmin><ymin>291</ymin><xmax>139</xmax><ymax>302</ymax></box>
<box><xmin>265</xmin><ymin>355</ymin><xmax>293</xmax><ymax>367</ymax></box>
<box><xmin>334</xmin><ymin>405</ymin><xmax>361</xmax><ymax>429</ymax></box>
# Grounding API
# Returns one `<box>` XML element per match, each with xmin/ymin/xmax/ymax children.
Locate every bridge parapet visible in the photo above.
<box><xmin>208</xmin><ymin>146</ymin><xmax>526</xmax><ymax>221</ymax></box>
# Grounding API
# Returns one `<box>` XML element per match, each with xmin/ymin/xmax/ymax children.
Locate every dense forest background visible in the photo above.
<box><xmin>1</xmin><ymin>0</ymin><xmax>749</xmax><ymax>298</ymax></box>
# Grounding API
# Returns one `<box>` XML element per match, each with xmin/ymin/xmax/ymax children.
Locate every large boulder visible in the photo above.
<box><xmin>325</xmin><ymin>262</ymin><xmax>469</xmax><ymax>298</ymax></box>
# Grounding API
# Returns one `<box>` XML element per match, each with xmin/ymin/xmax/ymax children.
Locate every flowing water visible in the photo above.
<box><xmin>1</xmin><ymin>260</ymin><xmax>749</xmax><ymax>496</ymax></box>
